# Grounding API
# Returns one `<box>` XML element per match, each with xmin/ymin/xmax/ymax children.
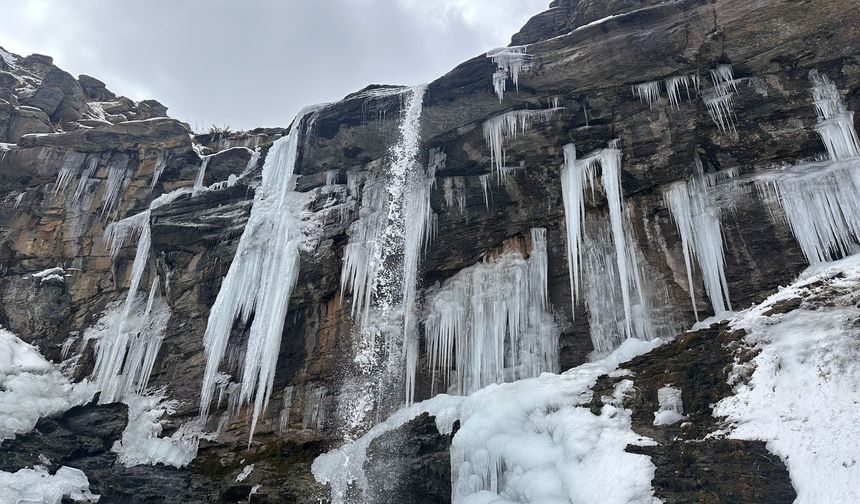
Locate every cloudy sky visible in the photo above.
<box><xmin>0</xmin><ymin>0</ymin><xmax>548</xmax><ymax>130</ymax></box>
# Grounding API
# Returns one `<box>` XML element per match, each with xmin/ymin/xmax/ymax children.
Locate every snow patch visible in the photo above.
<box><xmin>0</xmin><ymin>466</ymin><xmax>99</xmax><ymax>503</ymax></box>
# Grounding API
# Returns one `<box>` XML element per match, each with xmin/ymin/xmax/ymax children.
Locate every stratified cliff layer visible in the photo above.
<box><xmin>1</xmin><ymin>0</ymin><xmax>859</xmax><ymax>501</ymax></box>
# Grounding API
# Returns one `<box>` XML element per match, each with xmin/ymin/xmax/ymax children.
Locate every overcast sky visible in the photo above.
<box><xmin>0</xmin><ymin>0</ymin><xmax>548</xmax><ymax>130</ymax></box>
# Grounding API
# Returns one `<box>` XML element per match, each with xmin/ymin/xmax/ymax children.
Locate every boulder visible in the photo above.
<box><xmin>16</xmin><ymin>53</ymin><xmax>54</xmax><ymax>78</ymax></box>
<box><xmin>6</xmin><ymin>105</ymin><xmax>53</xmax><ymax>142</ymax></box>
<box><xmin>77</xmin><ymin>73</ymin><xmax>116</xmax><ymax>101</ymax></box>
<box><xmin>136</xmin><ymin>99</ymin><xmax>168</xmax><ymax>119</ymax></box>
<box><xmin>20</xmin><ymin>65</ymin><xmax>87</xmax><ymax>123</ymax></box>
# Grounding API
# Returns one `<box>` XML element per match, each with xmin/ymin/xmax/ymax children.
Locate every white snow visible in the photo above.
<box><xmin>713</xmin><ymin>253</ymin><xmax>860</xmax><ymax>504</ymax></box>
<box><xmin>424</xmin><ymin>228</ymin><xmax>559</xmax><ymax>396</ymax></box>
<box><xmin>0</xmin><ymin>329</ymin><xmax>96</xmax><ymax>441</ymax></box>
<box><xmin>236</xmin><ymin>464</ymin><xmax>254</xmax><ymax>482</ymax></box>
<box><xmin>0</xmin><ymin>466</ymin><xmax>99</xmax><ymax>503</ymax></box>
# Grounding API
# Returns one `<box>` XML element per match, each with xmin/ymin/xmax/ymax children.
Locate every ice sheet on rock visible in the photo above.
<box><xmin>483</xmin><ymin>107</ymin><xmax>563</xmax><ymax>178</ymax></box>
<box><xmin>100</xmin><ymin>153</ymin><xmax>130</xmax><ymax>216</ymax></box>
<box><xmin>199</xmin><ymin>106</ymin><xmax>321</xmax><ymax>441</ymax></box>
<box><xmin>713</xmin><ymin>253</ymin><xmax>860</xmax><ymax>504</ymax></box>
<box><xmin>113</xmin><ymin>393</ymin><xmax>200</xmax><ymax>468</ymax></box>
<box><xmin>193</xmin><ymin>155</ymin><xmax>212</xmax><ymax>194</ymax></box>
<box><xmin>424</xmin><ymin>229</ymin><xmax>559</xmax><ymax>396</ymax></box>
<box><xmin>0</xmin><ymin>466</ymin><xmax>99</xmax><ymax>503</ymax></box>
<box><xmin>0</xmin><ymin>328</ymin><xmax>96</xmax><ymax>441</ymax></box>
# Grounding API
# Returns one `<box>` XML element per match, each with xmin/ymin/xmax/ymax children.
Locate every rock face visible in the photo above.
<box><xmin>0</xmin><ymin>0</ymin><xmax>859</xmax><ymax>501</ymax></box>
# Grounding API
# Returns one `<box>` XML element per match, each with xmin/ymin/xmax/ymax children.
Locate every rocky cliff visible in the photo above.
<box><xmin>1</xmin><ymin>0</ymin><xmax>859</xmax><ymax>502</ymax></box>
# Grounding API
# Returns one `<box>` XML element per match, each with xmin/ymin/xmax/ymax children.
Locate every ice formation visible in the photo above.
<box><xmin>663</xmin><ymin>157</ymin><xmax>732</xmax><ymax>318</ymax></box>
<box><xmin>337</xmin><ymin>84</ymin><xmax>431</xmax><ymax>429</ymax></box>
<box><xmin>704</xmin><ymin>64</ymin><xmax>741</xmax><ymax>135</ymax></box>
<box><xmin>652</xmin><ymin>385</ymin><xmax>685</xmax><ymax>425</ymax></box>
<box><xmin>95</xmin><ymin>205</ymin><xmax>171</xmax><ymax>403</ymax></box>
<box><xmin>632</xmin><ymin>81</ymin><xmax>661</xmax><ymax>108</ymax></box>
<box><xmin>755</xmin><ymin>71</ymin><xmax>860</xmax><ymax>263</ymax></box>
<box><xmin>560</xmin><ymin>141</ymin><xmax>657</xmax><ymax>350</ymax></box>
<box><xmin>665</xmin><ymin>75</ymin><xmax>697</xmax><ymax>109</ymax></box>
<box><xmin>487</xmin><ymin>46</ymin><xmax>531</xmax><ymax>102</ymax></box>
<box><xmin>0</xmin><ymin>466</ymin><xmax>99</xmax><ymax>503</ymax></box>
<box><xmin>193</xmin><ymin>154</ymin><xmax>211</xmax><ymax>193</ymax></box>
<box><xmin>150</xmin><ymin>151</ymin><xmax>168</xmax><ymax>193</ymax></box>
<box><xmin>0</xmin><ymin>328</ymin><xmax>95</xmax><ymax>441</ymax></box>
<box><xmin>112</xmin><ymin>393</ymin><xmax>200</xmax><ymax>468</ymax></box>
<box><xmin>714</xmin><ymin>254</ymin><xmax>860</xmax><ymax>503</ymax></box>
<box><xmin>199</xmin><ymin>106</ymin><xmax>321</xmax><ymax>438</ymax></box>
<box><xmin>424</xmin><ymin>228</ymin><xmax>559</xmax><ymax>396</ymax></box>
<box><xmin>101</xmin><ymin>154</ymin><xmax>131</xmax><ymax>216</ymax></box>
<box><xmin>314</xmin><ymin>338</ymin><xmax>663</xmax><ymax>504</ymax></box>
<box><xmin>483</xmin><ymin>107</ymin><xmax>563</xmax><ymax>178</ymax></box>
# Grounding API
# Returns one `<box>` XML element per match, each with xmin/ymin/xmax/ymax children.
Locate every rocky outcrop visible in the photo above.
<box><xmin>1</xmin><ymin>0</ymin><xmax>858</xmax><ymax>501</ymax></box>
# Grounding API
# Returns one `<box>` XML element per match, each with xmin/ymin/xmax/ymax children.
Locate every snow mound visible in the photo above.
<box><xmin>0</xmin><ymin>466</ymin><xmax>99</xmax><ymax>503</ymax></box>
<box><xmin>0</xmin><ymin>329</ymin><xmax>96</xmax><ymax>441</ymax></box>
<box><xmin>714</xmin><ymin>253</ymin><xmax>860</xmax><ymax>504</ymax></box>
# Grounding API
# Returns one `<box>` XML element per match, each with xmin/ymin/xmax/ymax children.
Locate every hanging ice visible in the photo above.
<box><xmin>483</xmin><ymin>107</ymin><xmax>563</xmax><ymax>178</ymax></box>
<box><xmin>704</xmin><ymin>64</ymin><xmax>742</xmax><ymax>135</ymax></box>
<box><xmin>632</xmin><ymin>81</ymin><xmax>661</xmax><ymax>108</ymax></box>
<box><xmin>560</xmin><ymin>141</ymin><xmax>658</xmax><ymax>349</ymax></box>
<box><xmin>663</xmin><ymin>157</ymin><xmax>733</xmax><ymax>318</ymax></box>
<box><xmin>665</xmin><ymin>75</ymin><xmax>696</xmax><ymax>109</ymax></box>
<box><xmin>486</xmin><ymin>46</ymin><xmax>531</xmax><ymax>102</ymax></box>
<box><xmin>423</xmin><ymin>228</ymin><xmax>559</xmax><ymax>395</ymax></box>
<box><xmin>199</xmin><ymin>106</ymin><xmax>320</xmax><ymax>439</ymax></box>
<box><xmin>755</xmin><ymin>71</ymin><xmax>860</xmax><ymax>263</ymax></box>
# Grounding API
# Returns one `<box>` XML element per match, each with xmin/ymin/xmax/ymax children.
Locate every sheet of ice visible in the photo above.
<box><xmin>713</xmin><ymin>253</ymin><xmax>860</xmax><ymax>504</ymax></box>
<box><xmin>0</xmin><ymin>466</ymin><xmax>99</xmax><ymax>503</ymax></box>
<box><xmin>0</xmin><ymin>328</ymin><xmax>96</xmax><ymax>441</ymax></box>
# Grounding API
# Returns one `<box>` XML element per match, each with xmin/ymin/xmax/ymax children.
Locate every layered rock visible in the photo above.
<box><xmin>1</xmin><ymin>0</ymin><xmax>859</xmax><ymax>501</ymax></box>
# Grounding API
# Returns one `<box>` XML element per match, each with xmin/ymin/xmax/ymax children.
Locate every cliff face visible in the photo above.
<box><xmin>1</xmin><ymin>0</ymin><xmax>859</xmax><ymax>501</ymax></box>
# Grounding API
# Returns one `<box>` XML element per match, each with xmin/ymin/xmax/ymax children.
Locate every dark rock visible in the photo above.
<box><xmin>137</xmin><ymin>99</ymin><xmax>169</xmax><ymax>119</ymax></box>
<box><xmin>21</xmin><ymin>66</ymin><xmax>87</xmax><ymax>122</ymax></box>
<box><xmin>18</xmin><ymin>117</ymin><xmax>191</xmax><ymax>152</ymax></box>
<box><xmin>198</xmin><ymin>147</ymin><xmax>253</xmax><ymax>187</ymax></box>
<box><xmin>16</xmin><ymin>53</ymin><xmax>54</xmax><ymax>78</ymax></box>
<box><xmin>78</xmin><ymin>74</ymin><xmax>116</xmax><ymax>101</ymax></box>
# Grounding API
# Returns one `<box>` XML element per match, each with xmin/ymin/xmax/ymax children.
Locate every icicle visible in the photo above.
<box><xmin>150</xmin><ymin>151</ymin><xmax>168</xmax><ymax>194</ymax></box>
<box><xmin>199</xmin><ymin>106</ymin><xmax>322</xmax><ymax>441</ymax></box>
<box><xmin>704</xmin><ymin>64</ymin><xmax>742</xmax><ymax>135</ymax></box>
<box><xmin>479</xmin><ymin>174</ymin><xmax>492</xmax><ymax>210</ymax></box>
<box><xmin>665</xmin><ymin>76</ymin><xmax>693</xmax><ymax>109</ymax></box>
<box><xmin>632</xmin><ymin>81</ymin><xmax>661</xmax><ymax>108</ymax></box>
<box><xmin>663</xmin><ymin>157</ymin><xmax>733</xmax><ymax>319</ymax></box>
<box><xmin>302</xmin><ymin>384</ymin><xmax>330</xmax><ymax>430</ymax></box>
<box><xmin>101</xmin><ymin>154</ymin><xmax>130</xmax><ymax>217</ymax></box>
<box><xmin>560</xmin><ymin>143</ymin><xmax>596</xmax><ymax>311</ymax></box>
<box><xmin>486</xmin><ymin>46</ymin><xmax>531</xmax><ymax>102</ymax></box>
<box><xmin>424</xmin><ymin>229</ymin><xmax>559</xmax><ymax>396</ymax></box>
<box><xmin>242</xmin><ymin>148</ymin><xmax>262</xmax><ymax>177</ymax></box>
<box><xmin>278</xmin><ymin>386</ymin><xmax>294</xmax><ymax>433</ymax></box>
<box><xmin>325</xmin><ymin>169</ymin><xmax>339</xmax><ymax>186</ymax></box>
<box><xmin>54</xmin><ymin>152</ymin><xmax>87</xmax><ymax>196</ymax></box>
<box><xmin>754</xmin><ymin>71</ymin><xmax>860</xmax><ymax>263</ymax></box>
<box><xmin>482</xmin><ymin>107</ymin><xmax>563</xmax><ymax>178</ymax></box>
<box><xmin>72</xmin><ymin>155</ymin><xmax>99</xmax><ymax>207</ymax></box>
<box><xmin>194</xmin><ymin>155</ymin><xmax>211</xmax><ymax>193</ymax></box>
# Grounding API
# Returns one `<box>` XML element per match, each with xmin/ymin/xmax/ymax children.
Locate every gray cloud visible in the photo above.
<box><xmin>0</xmin><ymin>0</ymin><xmax>547</xmax><ymax>130</ymax></box>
